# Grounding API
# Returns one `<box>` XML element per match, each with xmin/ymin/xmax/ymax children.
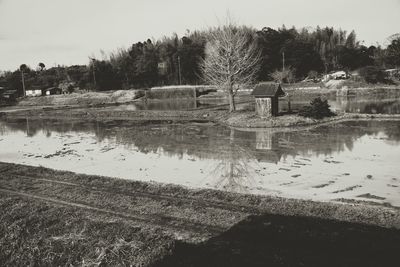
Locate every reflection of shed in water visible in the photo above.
<box><xmin>256</xmin><ymin>130</ymin><xmax>274</xmax><ymax>150</ymax></box>
<box><xmin>255</xmin><ymin>150</ymin><xmax>282</xmax><ymax>164</ymax></box>
<box><xmin>251</xmin><ymin>82</ymin><xmax>286</xmax><ymax>118</ymax></box>
<box><xmin>255</xmin><ymin>130</ymin><xmax>282</xmax><ymax>163</ymax></box>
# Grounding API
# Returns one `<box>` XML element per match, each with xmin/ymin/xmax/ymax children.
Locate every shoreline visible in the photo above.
<box><xmin>2</xmin><ymin>104</ymin><xmax>400</xmax><ymax>129</ymax></box>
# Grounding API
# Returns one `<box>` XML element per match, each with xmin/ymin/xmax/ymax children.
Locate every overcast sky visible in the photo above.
<box><xmin>0</xmin><ymin>0</ymin><xmax>399</xmax><ymax>71</ymax></box>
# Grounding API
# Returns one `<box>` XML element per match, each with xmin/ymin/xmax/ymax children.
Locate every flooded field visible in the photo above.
<box><xmin>281</xmin><ymin>97</ymin><xmax>400</xmax><ymax>114</ymax></box>
<box><xmin>109</xmin><ymin>96</ymin><xmax>400</xmax><ymax>115</ymax></box>
<box><xmin>1</xmin><ymin>118</ymin><xmax>399</xmax><ymax>207</ymax></box>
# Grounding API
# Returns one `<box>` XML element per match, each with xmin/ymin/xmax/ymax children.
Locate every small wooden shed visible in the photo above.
<box><xmin>251</xmin><ymin>82</ymin><xmax>286</xmax><ymax>118</ymax></box>
<box><xmin>1</xmin><ymin>90</ymin><xmax>18</xmax><ymax>102</ymax></box>
<box><xmin>42</xmin><ymin>87</ymin><xmax>62</xmax><ymax>96</ymax></box>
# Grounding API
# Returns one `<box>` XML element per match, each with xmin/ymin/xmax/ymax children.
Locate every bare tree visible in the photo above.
<box><xmin>201</xmin><ymin>21</ymin><xmax>261</xmax><ymax>112</ymax></box>
<box><xmin>271</xmin><ymin>67</ymin><xmax>296</xmax><ymax>84</ymax></box>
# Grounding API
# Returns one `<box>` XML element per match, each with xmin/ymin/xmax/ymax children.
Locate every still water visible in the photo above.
<box><xmin>0</xmin><ymin>119</ymin><xmax>399</xmax><ymax>207</ymax></box>
<box><xmin>281</xmin><ymin>97</ymin><xmax>400</xmax><ymax>114</ymax></box>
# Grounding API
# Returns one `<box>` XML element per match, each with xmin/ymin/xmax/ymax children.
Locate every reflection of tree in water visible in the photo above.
<box><xmin>206</xmin><ymin>129</ymin><xmax>258</xmax><ymax>193</ymax></box>
<box><xmin>382</xmin><ymin>123</ymin><xmax>400</xmax><ymax>142</ymax></box>
<box><xmin>0</xmin><ymin>118</ymin><xmax>113</xmax><ymax>143</ymax></box>
<box><xmin>340</xmin><ymin>99</ymin><xmax>400</xmax><ymax>114</ymax></box>
<box><xmin>362</xmin><ymin>101</ymin><xmax>400</xmax><ymax>114</ymax></box>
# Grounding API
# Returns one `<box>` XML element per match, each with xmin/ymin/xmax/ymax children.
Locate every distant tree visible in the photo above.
<box><xmin>128</xmin><ymin>39</ymin><xmax>159</xmax><ymax>87</ymax></box>
<box><xmin>19</xmin><ymin>64</ymin><xmax>28</xmax><ymax>72</ymax></box>
<box><xmin>38</xmin><ymin>62</ymin><xmax>45</xmax><ymax>71</ymax></box>
<box><xmin>386</xmin><ymin>35</ymin><xmax>400</xmax><ymax>67</ymax></box>
<box><xmin>201</xmin><ymin>22</ymin><xmax>261</xmax><ymax>112</ymax></box>
<box><xmin>338</xmin><ymin>45</ymin><xmax>374</xmax><ymax>70</ymax></box>
<box><xmin>281</xmin><ymin>39</ymin><xmax>324</xmax><ymax>78</ymax></box>
<box><xmin>313</xmin><ymin>26</ymin><xmax>349</xmax><ymax>72</ymax></box>
<box><xmin>345</xmin><ymin>30</ymin><xmax>357</xmax><ymax>49</ymax></box>
<box><xmin>89</xmin><ymin>60</ymin><xmax>121</xmax><ymax>91</ymax></box>
<box><xmin>359</xmin><ymin>66</ymin><xmax>388</xmax><ymax>84</ymax></box>
<box><xmin>307</xmin><ymin>70</ymin><xmax>319</xmax><ymax>81</ymax></box>
<box><xmin>255</xmin><ymin>27</ymin><xmax>296</xmax><ymax>81</ymax></box>
<box><xmin>109</xmin><ymin>48</ymin><xmax>132</xmax><ymax>88</ymax></box>
<box><xmin>271</xmin><ymin>68</ymin><xmax>295</xmax><ymax>83</ymax></box>
<box><xmin>66</xmin><ymin>65</ymin><xmax>90</xmax><ymax>89</ymax></box>
<box><xmin>370</xmin><ymin>45</ymin><xmax>387</xmax><ymax>68</ymax></box>
<box><xmin>177</xmin><ymin>36</ymin><xmax>205</xmax><ymax>84</ymax></box>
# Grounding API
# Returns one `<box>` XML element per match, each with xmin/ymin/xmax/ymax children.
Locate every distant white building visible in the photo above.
<box><xmin>323</xmin><ymin>71</ymin><xmax>350</xmax><ymax>82</ymax></box>
<box><xmin>25</xmin><ymin>89</ymin><xmax>42</xmax><ymax>97</ymax></box>
<box><xmin>385</xmin><ymin>69</ymin><xmax>400</xmax><ymax>78</ymax></box>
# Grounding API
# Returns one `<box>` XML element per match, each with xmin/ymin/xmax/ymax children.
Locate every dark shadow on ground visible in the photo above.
<box><xmin>153</xmin><ymin>213</ymin><xmax>400</xmax><ymax>267</ymax></box>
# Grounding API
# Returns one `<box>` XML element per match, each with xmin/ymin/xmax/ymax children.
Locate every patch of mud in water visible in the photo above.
<box><xmin>332</xmin><ymin>185</ymin><xmax>362</xmax><ymax>194</ymax></box>
<box><xmin>312</xmin><ymin>181</ymin><xmax>335</xmax><ymax>188</ymax></box>
<box><xmin>323</xmin><ymin>159</ymin><xmax>342</xmax><ymax>164</ymax></box>
<box><xmin>357</xmin><ymin>193</ymin><xmax>386</xmax><ymax>200</ymax></box>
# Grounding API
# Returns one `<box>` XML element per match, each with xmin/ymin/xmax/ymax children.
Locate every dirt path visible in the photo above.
<box><xmin>2</xmin><ymin>172</ymin><xmax>260</xmax><ymax>214</ymax></box>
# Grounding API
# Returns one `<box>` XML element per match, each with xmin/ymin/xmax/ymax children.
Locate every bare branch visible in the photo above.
<box><xmin>200</xmin><ymin>23</ymin><xmax>261</xmax><ymax>111</ymax></box>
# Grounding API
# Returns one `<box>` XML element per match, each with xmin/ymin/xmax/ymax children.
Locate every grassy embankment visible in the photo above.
<box><xmin>16</xmin><ymin>90</ymin><xmax>145</xmax><ymax>107</ymax></box>
<box><xmin>2</xmin><ymin>101</ymin><xmax>400</xmax><ymax>129</ymax></box>
<box><xmin>14</xmin><ymin>85</ymin><xmax>217</xmax><ymax>107</ymax></box>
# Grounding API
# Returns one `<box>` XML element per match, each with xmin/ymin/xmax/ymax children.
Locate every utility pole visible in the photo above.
<box><xmin>89</xmin><ymin>57</ymin><xmax>97</xmax><ymax>89</ymax></box>
<box><xmin>21</xmin><ymin>71</ymin><xmax>26</xmax><ymax>97</ymax></box>
<box><xmin>282</xmin><ymin>52</ymin><xmax>285</xmax><ymax>72</ymax></box>
<box><xmin>178</xmin><ymin>55</ymin><xmax>182</xmax><ymax>85</ymax></box>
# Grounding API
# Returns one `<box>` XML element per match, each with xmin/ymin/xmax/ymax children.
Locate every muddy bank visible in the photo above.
<box><xmin>16</xmin><ymin>90</ymin><xmax>145</xmax><ymax>107</ymax></box>
<box><xmin>222</xmin><ymin>112</ymin><xmax>400</xmax><ymax>128</ymax></box>
<box><xmin>2</xmin><ymin>104</ymin><xmax>400</xmax><ymax>129</ymax></box>
<box><xmin>15</xmin><ymin>86</ymin><xmax>216</xmax><ymax>108</ymax></box>
<box><xmin>0</xmin><ymin>162</ymin><xmax>399</xmax><ymax>266</ymax></box>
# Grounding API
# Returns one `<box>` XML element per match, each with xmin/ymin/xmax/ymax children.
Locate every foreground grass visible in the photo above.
<box><xmin>0</xmin><ymin>195</ymin><xmax>173</xmax><ymax>266</ymax></box>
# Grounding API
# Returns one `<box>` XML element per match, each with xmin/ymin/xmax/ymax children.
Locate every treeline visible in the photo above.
<box><xmin>1</xmin><ymin>26</ymin><xmax>399</xmax><ymax>95</ymax></box>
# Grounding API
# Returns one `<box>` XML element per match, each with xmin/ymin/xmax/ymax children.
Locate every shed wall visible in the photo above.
<box><xmin>255</xmin><ymin>98</ymin><xmax>272</xmax><ymax>118</ymax></box>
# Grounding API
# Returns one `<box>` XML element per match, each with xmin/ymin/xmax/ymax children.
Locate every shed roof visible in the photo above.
<box><xmin>43</xmin><ymin>87</ymin><xmax>61</xmax><ymax>92</ymax></box>
<box><xmin>251</xmin><ymin>82</ymin><xmax>285</xmax><ymax>97</ymax></box>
